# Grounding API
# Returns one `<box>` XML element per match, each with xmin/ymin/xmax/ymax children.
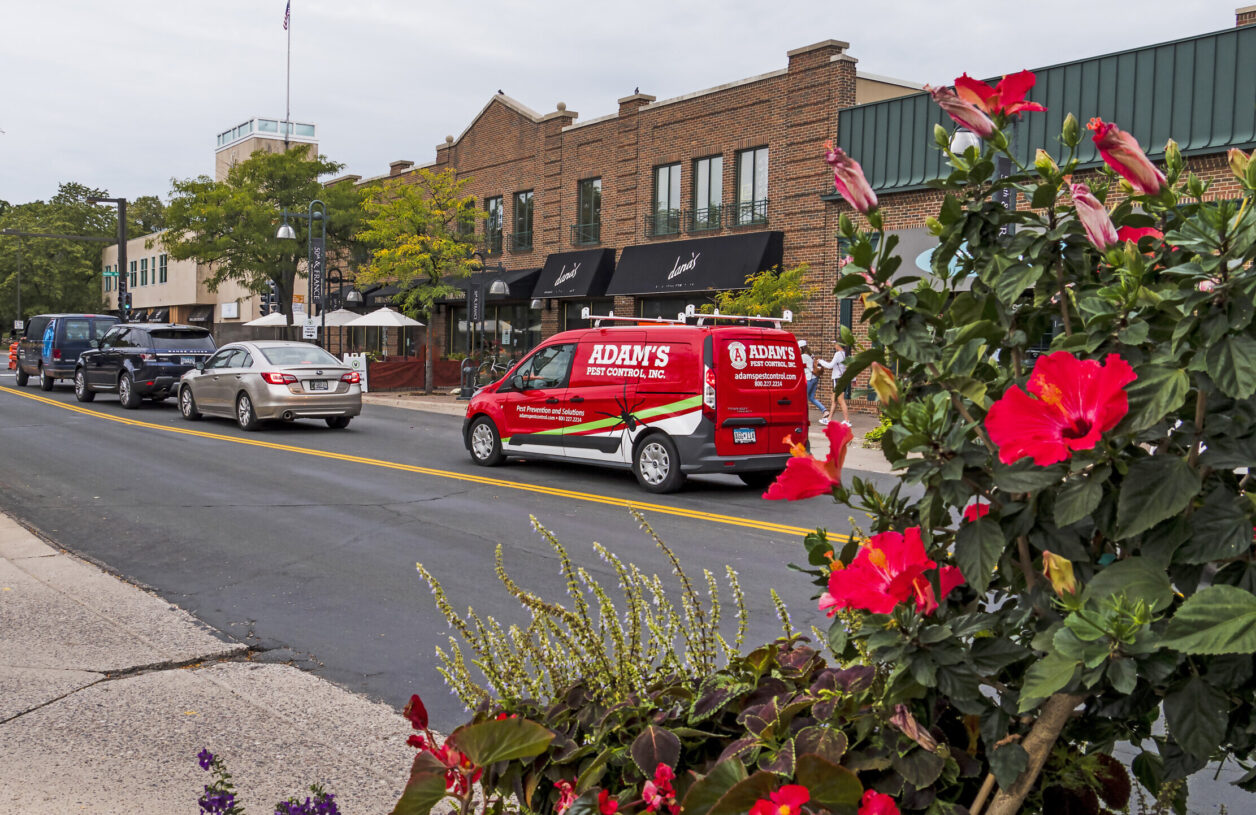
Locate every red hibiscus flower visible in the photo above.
<box><xmin>1070</xmin><ymin>183</ymin><xmax>1119</xmax><ymax>250</ymax></box>
<box><xmin>403</xmin><ymin>693</ymin><xmax>429</xmax><ymax>730</ymax></box>
<box><xmin>598</xmin><ymin>789</ymin><xmax>619</xmax><ymax>815</ymax></box>
<box><xmin>925</xmin><ymin>84</ymin><xmax>996</xmax><ymax>139</ymax></box>
<box><xmin>763</xmin><ymin>421</ymin><xmax>854</xmax><ymax>501</ymax></box>
<box><xmin>750</xmin><ymin>785</ymin><xmax>811</xmax><ymax>815</ymax></box>
<box><xmin>1087</xmin><ymin>118</ymin><xmax>1167</xmax><ymax>196</ymax></box>
<box><xmin>1116</xmin><ymin>225</ymin><xmax>1164</xmax><ymax>245</ymax></box>
<box><xmin>954</xmin><ymin>70</ymin><xmax>1047</xmax><ymax>117</ymax></box>
<box><xmin>962</xmin><ymin>502</ymin><xmax>990</xmax><ymax>522</ymax></box>
<box><xmin>985</xmin><ymin>351</ymin><xmax>1136</xmax><ymax>466</ymax></box>
<box><xmin>820</xmin><ymin>526</ymin><xmax>965</xmax><ymax>616</ymax></box>
<box><xmin>823</xmin><ymin>141</ymin><xmax>879</xmax><ymax>214</ymax></box>
<box><xmin>858</xmin><ymin>790</ymin><xmax>902</xmax><ymax>815</ymax></box>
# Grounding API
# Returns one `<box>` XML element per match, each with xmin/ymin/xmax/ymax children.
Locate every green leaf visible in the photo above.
<box><xmin>892</xmin><ymin>747</ymin><xmax>946</xmax><ymax>788</ymax></box>
<box><xmin>826</xmin><ymin>621</ymin><xmax>848</xmax><ymax>655</ymax></box>
<box><xmin>1181</xmin><ymin>489</ymin><xmax>1254</xmax><ymax>564</ymax></box>
<box><xmin>794</xmin><ymin>727</ymin><xmax>848</xmax><ymax>764</ymax></box>
<box><xmin>565</xmin><ymin>791</ymin><xmax>602</xmax><ymax>815</ymax></box>
<box><xmin>631</xmin><ymin>725</ymin><xmax>681</xmax><ymax>775</ymax></box>
<box><xmin>993</xmin><ymin>460</ymin><xmax>1067</xmax><ymax>493</ymax></box>
<box><xmin>1107</xmin><ymin>657</ymin><xmax>1138</xmax><ymax>694</ymax></box>
<box><xmin>1164</xmin><ymin>677</ymin><xmax>1230</xmax><ymax>762</ymax></box>
<box><xmin>1019</xmin><ymin>651</ymin><xmax>1079</xmax><ymax>712</ymax></box>
<box><xmin>1121</xmin><ymin>365</ymin><xmax>1190</xmax><ymax>432</ymax></box>
<box><xmin>679</xmin><ymin>759</ymin><xmax>747</xmax><ymax>815</ymax></box>
<box><xmin>993</xmin><ymin>263</ymin><xmax>1045</xmax><ymax>304</ymax></box>
<box><xmin>1055</xmin><ymin>473</ymin><xmax>1104</xmax><ymax>528</ymax></box>
<box><xmin>794</xmin><ymin>753</ymin><xmax>863</xmax><ymax>809</ymax></box>
<box><xmin>970</xmin><ymin>638</ymin><xmax>1031</xmax><ymax>675</ymax></box>
<box><xmin>1205</xmin><ymin>334</ymin><xmax>1256</xmax><ymax>399</ymax></box>
<box><xmin>708</xmin><ymin>771</ymin><xmax>779</xmax><ymax>815</ymax></box>
<box><xmin>1082</xmin><ymin>558</ymin><xmax>1174</xmax><ymax>613</ymax></box>
<box><xmin>1115</xmin><ymin>456</ymin><xmax>1201</xmax><ymax>539</ymax></box>
<box><xmin>955</xmin><ymin>517</ymin><xmax>1005</xmax><ymax>595</ymax></box>
<box><xmin>1161</xmin><ymin>585</ymin><xmax>1256</xmax><ymax>654</ymax></box>
<box><xmin>391</xmin><ymin>753</ymin><xmax>453</xmax><ymax>815</ymax></box>
<box><xmin>447</xmin><ymin>718</ymin><xmax>555</xmax><ymax>768</ymax></box>
<box><xmin>990</xmin><ymin>743</ymin><xmax>1030</xmax><ymax>790</ymax></box>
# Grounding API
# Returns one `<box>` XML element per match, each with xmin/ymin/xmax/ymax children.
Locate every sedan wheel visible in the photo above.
<box><xmin>325</xmin><ymin>416</ymin><xmax>351</xmax><ymax>429</ymax></box>
<box><xmin>74</xmin><ymin>370</ymin><xmax>95</xmax><ymax>403</ymax></box>
<box><xmin>118</xmin><ymin>373</ymin><xmax>141</xmax><ymax>409</ymax></box>
<box><xmin>236</xmin><ymin>392</ymin><xmax>260</xmax><ymax>431</ymax></box>
<box><xmin>179</xmin><ymin>387</ymin><xmax>201</xmax><ymax>421</ymax></box>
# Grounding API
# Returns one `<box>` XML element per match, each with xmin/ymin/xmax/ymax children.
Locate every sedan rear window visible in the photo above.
<box><xmin>148</xmin><ymin>329</ymin><xmax>216</xmax><ymax>351</ymax></box>
<box><xmin>260</xmin><ymin>346</ymin><xmax>342</xmax><ymax>366</ymax></box>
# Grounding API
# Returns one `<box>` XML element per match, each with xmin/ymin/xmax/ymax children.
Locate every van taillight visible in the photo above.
<box><xmin>702</xmin><ymin>364</ymin><xmax>717</xmax><ymax>416</ymax></box>
<box><xmin>340</xmin><ymin>371</ymin><xmax>360</xmax><ymax>384</ymax></box>
<box><xmin>52</xmin><ymin>349</ymin><xmax>61</xmax><ymax>360</ymax></box>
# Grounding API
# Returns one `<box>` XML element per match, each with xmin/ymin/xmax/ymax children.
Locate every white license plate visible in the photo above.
<box><xmin>308</xmin><ymin>380</ymin><xmax>328</xmax><ymax>391</ymax></box>
<box><xmin>181</xmin><ymin>356</ymin><xmax>195</xmax><ymax>366</ymax></box>
<box><xmin>733</xmin><ymin>427</ymin><xmax>757</xmax><ymax>444</ymax></box>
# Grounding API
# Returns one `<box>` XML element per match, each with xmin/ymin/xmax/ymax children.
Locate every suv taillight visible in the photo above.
<box><xmin>340</xmin><ymin>371</ymin><xmax>360</xmax><ymax>384</ymax></box>
<box><xmin>261</xmin><ymin>372</ymin><xmax>298</xmax><ymax>385</ymax></box>
<box><xmin>702</xmin><ymin>364</ymin><xmax>717</xmax><ymax>418</ymax></box>
<box><xmin>139</xmin><ymin>353</ymin><xmax>156</xmax><ymax>361</ymax></box>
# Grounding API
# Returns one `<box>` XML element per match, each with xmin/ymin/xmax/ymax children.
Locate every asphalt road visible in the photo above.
<box><xmin>0</xmin><ymin>372</ymin><xmax>869</xmax><ymax>728</ymax></box>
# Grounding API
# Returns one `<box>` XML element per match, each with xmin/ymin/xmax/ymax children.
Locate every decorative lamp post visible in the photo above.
<box><xmin>460</xmin><ymin>251</ymin><xmax>510</xmax><ymax>399</ymax></box>
<box><xmin>275</xmin><ymin>200</ymin><xmax>328</xmax><ymax>344</ymax></box>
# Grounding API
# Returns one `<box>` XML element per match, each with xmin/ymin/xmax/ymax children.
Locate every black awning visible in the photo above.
<box><xmin>187</xmin><ymin>306</ymin><xmax>214</xmax><ymax>323</ymax></box>
<box><xmin>441</xmin><ymin>268</ymin><xmax>543</xmax><ymax>302</ymax></box>
<box><xmin>606</xmin><ymin>231</ymin><xmax>784</xmax><ymax>296</ymax></box>
<box><xmin>148</xmin><ymin>308</ymin><xmax>169</xmax><ymax>322</ymax></box>
<box><xmin>365</xmin><ymin>284</ymin><xmax>400</xmax><ymax>306</ymax></box>
<box><xmin>130</xmin><ymin>309</ymin><xmax>149</xmax><ymax>322</ymax></box>
<box><xmin>532</xmin><ymin>249</ymin><xmax>615</xmax><ymax>298</ymax></box>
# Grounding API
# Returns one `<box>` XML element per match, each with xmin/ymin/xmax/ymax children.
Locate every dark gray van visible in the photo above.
<box><xmin>15</xmin><ymin>314</ymin><xmax>119</xmax><ymax>391</ymax></box>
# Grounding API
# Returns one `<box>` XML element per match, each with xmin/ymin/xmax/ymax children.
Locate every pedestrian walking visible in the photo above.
<box><xmin>799</xmin><ymin>340</ymin><xmax>828</xmax><ymax>418</ymax></box>
<box><xmin>817</xmin><ymin>339</ymin><xmax>850</xmax><ymax>425</ymax></box>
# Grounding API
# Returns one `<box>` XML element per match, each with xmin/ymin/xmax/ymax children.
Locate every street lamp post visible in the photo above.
<box><xmin>459</xmin><ymin>251</ymin><xmax>510</xmax><ymax>399</ymax></box>
<box><xmin>85</xmin><ymin>196</ymin><xmax>128</xmax><ymax>322</ymax></box>
<box><xmin>325</xmin><ymin>268</ymin><xmax>362</xmax><ymax>355</ymax></box>
<box><xmin>276</xmin><ymin>200</ymin><xmax>327</xmax><ymax>345</ymax></box>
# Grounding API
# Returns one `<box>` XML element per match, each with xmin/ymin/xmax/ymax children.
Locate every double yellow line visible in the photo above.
<box><xmin>0</xmin><ymin>385</ymin><xmax>813</xmax><ymax>538</ymax></box>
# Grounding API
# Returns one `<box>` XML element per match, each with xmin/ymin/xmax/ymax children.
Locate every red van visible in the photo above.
<box><xmin>462</xmin><ymin>315</ymin><xmax>808</xmax><ymax>493</ymax></box>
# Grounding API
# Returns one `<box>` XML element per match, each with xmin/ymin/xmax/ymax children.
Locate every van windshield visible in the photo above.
<box><xmin>149</xmin><ymin>329</ymin><xmax>216</xmax><ymax>351</ymax></box>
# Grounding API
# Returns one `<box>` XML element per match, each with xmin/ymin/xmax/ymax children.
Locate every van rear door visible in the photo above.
<box><xmin>711</xmin><ymin>330</ymin><xmax>805</xmax><ymax>457</ymax></box>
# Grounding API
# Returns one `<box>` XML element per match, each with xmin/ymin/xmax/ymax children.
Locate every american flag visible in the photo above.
<box><xmin>282</xmin><ymin>1</ymin><xmax>290</xmax><ymax>30</ymax></box>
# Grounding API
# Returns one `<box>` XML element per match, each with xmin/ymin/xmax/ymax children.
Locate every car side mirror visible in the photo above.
<box><xmin>509</xmin><ymin>374</ymin><xmax>525</xmax><ymax>392</ymax></box>
<box><xmin>195</xmin><ymin>362</ymin><xmax>205</xmax><ymax>372</ymax></box>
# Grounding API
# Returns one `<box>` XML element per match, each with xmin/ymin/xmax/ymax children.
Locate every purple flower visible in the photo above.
<box><xmin>199</xmin><ymin>789</ymin><xmax>237</xmax><ymax>814</ymax></box>
<box><xmin>198</xmin><ymin>748</ymin><xmax>215</xmax><ymax>771</ymax></box>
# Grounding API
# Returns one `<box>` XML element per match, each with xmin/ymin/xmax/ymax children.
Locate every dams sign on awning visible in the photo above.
<box><xmin>605</xmin><ymin>231</ymin><xmax>783</xmax><ymax>296</ymax></box>
<box><xmin>532</xmin><ymin>248</ymin><xmax>615</xmax><ymax>298</ymax></box>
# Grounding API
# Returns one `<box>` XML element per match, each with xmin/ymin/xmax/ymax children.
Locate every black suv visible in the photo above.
<box><xmin>75</xmin><ymin>323</ymin><xmax>217</xmax><ymax>408</ymax></box>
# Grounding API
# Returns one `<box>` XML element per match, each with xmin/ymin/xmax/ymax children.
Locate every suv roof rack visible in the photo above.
<box><xmin>580</xmin><ymin>307</ymin><xmax>684</xmax><ymax>328</ymax></box>
<box><xmin>679</xmin><ymin>305</ymin><xmax>794</xmax><ymax>328</ymax></box>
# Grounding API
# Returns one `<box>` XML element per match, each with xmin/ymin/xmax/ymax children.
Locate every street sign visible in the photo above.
<box><xmin>102</xmin><ymin>270</ymin><xmax>118</xmax><ymax>277</ymax></box>
<box><xmin>13</xmin><ymin>320</ymin><xmax>23</xmax><ymax>331</ymax></box>
<box><xmin>309</xmin><ymin>236</ymin><xmax>324</xmax><ymax>306</ymax></box>
<box><xmin>302</xmin><ymin>318</ymin><xmax>318</xmax><ymax>340</ymax></box>
<box><xmin>468</xmin><ymin>282</ymin><xmax>484</xmax><ymax>324</ymax></box>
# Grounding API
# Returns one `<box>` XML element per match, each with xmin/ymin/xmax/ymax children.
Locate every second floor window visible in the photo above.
<box><xmin>130</xmin><ymin>261</ymin><xmax>137</xmax><ymax>288</ymax></box>
<box><xmin>159</xmin><ymin>254</ymin><xmax>168</xmax><ymax>283</ymax></box>
<box><xmin>651</xmin><ymin>164</ymin><xmax>681</xmax><ymax>236</ymax></box>
<box><xmin>485</xmin><ymin>196</ymin><xmax>503</xmax><ymax>254</ymax></box>
<box><xmin>512</xmin><ymin>190</ymin><xmax>533</xmax><ymax>251</ymax></box>
<box><xmin>140</xmin><ymin>258</ymin><xmax>148</xmax><ymax>286</ymax></box>
<box><xmin>575</xmin><ymin>178</ymin><xmax>601</xmax><ymax>245</ymax></box>
<box><xmin>735</xmin><ymin>146</ymin><xmax>769</xmax><ymax>225</ymax></box>
<box><xmin>691</xmin><ymin>155</ymin><xmax>723</xmax><ymax>232</ymax></box>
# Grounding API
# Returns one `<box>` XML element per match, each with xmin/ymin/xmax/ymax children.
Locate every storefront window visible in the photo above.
<box><xmin>560</xmin><ymin>298</ymin><xmax>615</xmax><ymax>331</ymax></box>
<box><xmin>447</xmin><ymin>303</ymin><xmax>542</xmax><ymax>361</ymax></box>
<box><xmin>637</xmin><ymin>295</ymin><xmax>713</xmax><ymax>321</ymax></box>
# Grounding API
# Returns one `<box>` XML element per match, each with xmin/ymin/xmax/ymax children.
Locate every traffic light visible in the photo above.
<box><xmin>120</xmin><ymin>292</ymin><xmax>132</xmax><ymax>311</ymax></box>
<box><xmin>266</xmin><ymin>280</ymin><xmax>280</xmax><ymax>314</ymax></box>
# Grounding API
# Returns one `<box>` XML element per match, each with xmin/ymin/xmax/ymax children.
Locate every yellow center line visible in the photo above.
<box><xmin>0</xmin><ymin>386</ymin><xmax>815</xmax><ymax>538</ymax></box>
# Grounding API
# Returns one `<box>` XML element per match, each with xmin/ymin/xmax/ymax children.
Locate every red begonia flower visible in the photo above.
<box><xmin>598</xmin><ymin>790</ymin><xmax>619</xmax><ymax>815</ymax></box>
<box><xmin>1087</xmin><ymin>118</ymin><xmax>1167</xmax><ymax>196</ymax></box>
<box><xmin>823</xmin><ymin>141</ymin><xmax>879</xmax><ymax>214</ymax></box>
<box><xmin>1070</xmin><ymin>183</ymin><xmax>1119</xmax><ymax>250</ymax></box>
<box><xmin>403</xmin><ymin>694</ymin><xmax>429</xmax><ymax>730</ymax></box>
<box><xmin>820</xmin><ymin>527</ymin><xmax>965</xmax><ymax>616</ymax></box>
<box><xmin>555</xmin><ymin>779</ymin><xmax>578</xmax><ymax>814</ymax></box>
<box><xmin>764</xmin><ymin>421</ymin><xmax>854</xmax><ymax>501</ymax></box>
<box><xmin>985</xmin><ymin>352</ymin><xmax>1136</xmax><ymax>466</ymax></box>
<box><xmin>955</xmin><ymin>70</ymin><xmax>1047</xmax><ymax>117</ymax></box>
<box><xmin>749</xmin><ymin>785</ymin><xmax>811</xmax><ymax>815</ymax></box>
<box><xmin>925</xmin><ymin>84</ymin><xmax>997</xmax><ymax>139</ymax></box>
<box><xmin>962</xmin><ymin>502</ymin><xmax>990</xmax><ymax>522</ymax></box>
<box><xmin>858</xmin><ymin>790</ymin><xmax>902</xmax><ymax>815</ymax></box>
<box><xmin>1116</xmin><ymin>225</ymin><xmax>1164</xmax><ymax>245</ymax></box>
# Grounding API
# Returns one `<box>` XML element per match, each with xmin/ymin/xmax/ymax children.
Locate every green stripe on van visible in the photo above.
<box><xmin>504</xmin><ymin>394</ymin><xmax>702</xmax><ymax>444</ymax></box>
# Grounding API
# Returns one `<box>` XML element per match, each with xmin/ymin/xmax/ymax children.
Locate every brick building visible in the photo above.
<box><xmin>353</xmin><ymin>41</ymin><xmax>920</xmax><ymax>392</ymax></box>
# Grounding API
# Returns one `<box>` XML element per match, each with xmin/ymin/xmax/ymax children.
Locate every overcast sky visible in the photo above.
<box><xmin>0</xmin><ymin>0</ymin><xmax>1244</xmax><ymax>205</ymax></box>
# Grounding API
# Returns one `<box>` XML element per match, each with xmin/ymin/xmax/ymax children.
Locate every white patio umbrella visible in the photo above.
<box><xmin>321</xmin><ymin>308</ymin><xmax>362</xmax><ymax>327</ymax></box>
<box><xmin>344</xmin><ymin>307</ymin><xmax>425</xmax><ymax>357</ymax></box>
<box><xmin>243</xmin><ymin>311</ymin><xmax>293</xmax><ymax>327</ymax></box>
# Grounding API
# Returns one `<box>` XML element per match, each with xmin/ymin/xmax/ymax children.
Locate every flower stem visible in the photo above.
<box><xmin>969</xmin><ymin>773</ymin><xmax>997</xmax><ymax>815</ymax></box>
<box><xmin>1187</xmin><ymin>388</ymin><xmax>1206</xmax><ymax>470</ymax></box>
<box><xmin>1017</xmin><ymin>535</ymin><xmax>1039</xmax><ymax>592</ymax></box>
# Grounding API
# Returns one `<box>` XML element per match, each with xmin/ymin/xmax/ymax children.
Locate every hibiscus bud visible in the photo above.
<box><xmin>934</xmin><ymin>123</ymin><xmax>950</xmax><ymax>148</ymax></box>
<box><xmin>868</xmin><ymin>362</ymin><xmax>898</xmax><ymax>404</ymax></box>
<box><xmin>1070</xmin><ymin>183</ymin><xmax>1119</xmax><ymax>251</ymax></box>
<box><xmin>1034</xmin><ymin>149</ymin><xmax>1060</xmax><ymax>178</ymax></box>
<box><xmin>1230</xmin><ymin>148</ymin><xmax>1252</xmax><ymax>185</ymax></box>
<box><xmin>1164</xmin><ymin>139</ymin><xmax>1183</xmax><ymax>176</ymax></box>
<box><xmin>1041</xmin><ymin>551</ymin><xmax>1077</xmax><ymax>596</ymax></box>
<box><xmin>1062</xmin><ymin>113</ymin><xmax>1081</xmax><ymax>148</ymax></box>
<box><xmin>926</xmin><ymin>84</ymin><xmax>996</xmax><ymax>139</ymax></box>
<box><xmin>824</xmin><ymin>141</ymin><xmax>879</xmax><ymax>215</ymax></box>
<box><xmin>925</xmin><ymin>216</ymin><xmax>943</xmax><ymax>235</ymax></box>
<box><xmin>1087</xmin><ymin>118</ymin><xmax>1167</xmax><ymax>196</ymax></box>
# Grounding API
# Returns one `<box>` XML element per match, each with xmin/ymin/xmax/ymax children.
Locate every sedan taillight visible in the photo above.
<box><xmin>261</xmin><ymin>372</ymin><xmax>298</xmax><ymax>385</ymax></box>
<box><xmin>340</xmin><ymin>371</ymin><xmax>360</xmax><ymax>384</ymax></box>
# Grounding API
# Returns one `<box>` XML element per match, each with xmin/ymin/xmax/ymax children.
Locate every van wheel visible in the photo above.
<box><xmin>39</xmin><ymin>367</ymin><xmax>54</xmax><ymax>391</ymax></box>
<box><xmin>74</xmin><ymin>369</ymin><xmax>95</xmax><ymax>402</ymax></box>
<box><xmin>738</xmin><ymin>470</ymin><xmax>783</xmax><ymax>489</ymax></box>
<box><xmin>634</xmin><ymin>434</ymin><xmax>685</xmax><ymax>494</ymax></box>
<box><xmin>468</xmin><ymin>417</ymin><xmax>505</xmax><ymax>466</ymax></box>
<box><xmin>118</xmin><ymin>373</ymin><xmax>141</xmax><ymax>408</ymax></box>
<box><xmin>15</xmin><ymin>368</ymin><xmax>28</xmax><ymax>386</ymax></box>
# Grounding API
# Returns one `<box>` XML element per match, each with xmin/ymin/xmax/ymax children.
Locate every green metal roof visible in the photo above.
<box><xmin>832</xmin><ymin>25</ymin><xmax>1256</xmax><ymax>196</ymax></box>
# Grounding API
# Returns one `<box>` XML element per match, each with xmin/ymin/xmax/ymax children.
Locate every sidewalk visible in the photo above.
<box><xmin>362</xmin><ymin>390</ymin><xmax>894</xmax><ymax>474</ymax></box>
<box><xmin>0</xmin><ymin>512</ymin><xmax>411</xmax><ymax>813</ymax></box>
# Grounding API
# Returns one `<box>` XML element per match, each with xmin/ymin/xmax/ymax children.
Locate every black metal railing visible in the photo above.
<box><xmin>686</xmin><ymin>205</ymin><xmax>723</xmax><ymax>233</ymax></box>
<box><xmin>727</xmin><ymin>198</ymin><xmax>769</xmax><ymax>227</ymax></box>
<box><xmin>571</xmin><ymin>221</ymin><xmax>601</xmax><ymax>245</ymax></box>
<box><xmin>508</xmin><ymin>230</ymin><xmax>533</xmax><ymax>252</ymax></box>
<box><xmin>644</xmin><ymin>209</ymin><xmax>681</xmax><ymax>238</ymax></box>
<box><xmin>482</xmin><ymin>231</ymin><xmax>503</xmax><ymax>255</ymax></box>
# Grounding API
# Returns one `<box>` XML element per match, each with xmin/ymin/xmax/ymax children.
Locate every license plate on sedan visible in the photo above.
<box><xmin>308</xmin><ymin>380</ymin><xmax>329</xmax><ymax>391</ymax></box>
<box><xmin>733</xmin><ymin>427</ymin><xmax>757</xmax><ymax>444</ymax></box>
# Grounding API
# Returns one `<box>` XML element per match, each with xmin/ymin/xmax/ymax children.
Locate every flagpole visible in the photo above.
<box><xmin>284</xmin><ymin>0</ymin><xmax>291</xmax><ymax>148</ymax></box>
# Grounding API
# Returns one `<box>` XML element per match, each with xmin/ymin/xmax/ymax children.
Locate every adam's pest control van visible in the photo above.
<box><xmin>463</xmin><ymin>310</ymin><xmax>808</xmax><ymax>493</ymax></box>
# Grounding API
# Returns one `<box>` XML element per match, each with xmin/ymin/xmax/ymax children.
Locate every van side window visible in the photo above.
<box><xmin>515</xmin><ymin>343</ymin><xmax>576</xmax><ymax>390</ymax></box>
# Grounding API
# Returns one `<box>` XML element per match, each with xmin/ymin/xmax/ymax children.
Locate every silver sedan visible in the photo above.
<box><xmin>177</xmin><ymin>340</ymin><xmax>362</xmax><ymax>430</ymax></box>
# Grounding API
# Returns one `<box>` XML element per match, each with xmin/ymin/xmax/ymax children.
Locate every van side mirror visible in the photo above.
<box><xmin>509</xmin><ymin>374</ymin><xmax>525</xmax><ymax>392</ymax></box>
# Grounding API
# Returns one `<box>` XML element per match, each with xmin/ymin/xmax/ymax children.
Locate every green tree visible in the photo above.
<box><xmin>0</xmin><ymin>182</ymin><xmax>116</xmax><ymax>330</ymax></box>
<box><xmin>129</xmin><ymin>194</ymin><xmax>166</xmax><ymax>235</ymax></box>
<box><xmin>162</xmin><ymin>145</ymin><xmax>368</xmax><ymax>325</ymax></box>
<box><xmin>702</xmin><ymin>263</ymin><xmax>816</xmax><ymax>318</ymax></box>
<box><xmin>357</xmin><ymin>168</ymin><xmax>482</xmax><ymax>393</ymax></box>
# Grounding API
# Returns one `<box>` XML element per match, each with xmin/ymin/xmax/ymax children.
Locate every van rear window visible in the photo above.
<box><xmin>148</xmin><ymin>329</ymin><xmax>216</xmax><ymax>351</ymax></box>
<box><xmin>61</xmin><ymin>319</ymin><xmax>94</xmax><ymax>342</ymax></box>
